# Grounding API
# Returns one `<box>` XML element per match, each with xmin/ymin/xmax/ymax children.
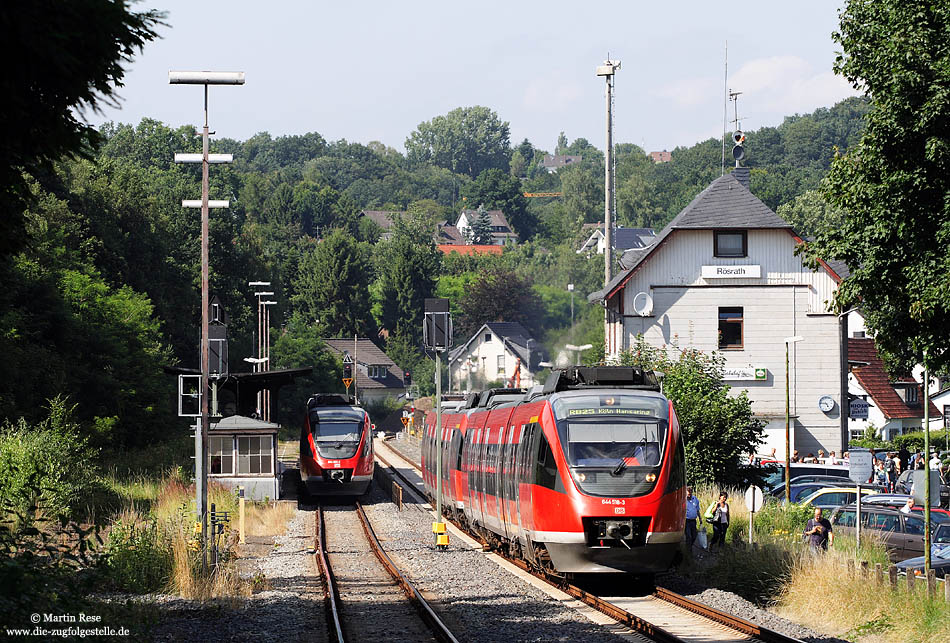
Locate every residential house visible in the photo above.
<box><xmin>847</xmin><ymin>338</ymin><xmax>940</xmax><ymax>441</ymax></box>
<box><xmin>577</xmin><ymin>224</ymin><xmax>656</xmax><ymax>256</ymax></box>
<box><xmin>448</xmin><ymin>322</ymin><xmax>547</xmax><ymax>392</ymax></box>
<box><xmin>361</xmin><ymin>210</ymin><xmax>400</xmax><ymax>240</ymax></box>
<box><xmin>438</xmin><ymin>245</ymin><xmax>504</xmax><ymax>256</ymax></box>
<box><xmin>322</xmin><ymin>338</ymin><xmax>407</xmax><ymax>403</ymax></box>
<box><xmin>588</xmin><ymin>168</ymin><xmax>852</xmax><ymax>457</ymax></box>
<box><xmin>541</xmin><ymin>154</ymin><xmax>582</xmax><ymax>171</ymax></box>
<box><xmin>456</xmin><ymin>209</ymin><xmax>519</xmax><ymax>246</ymax></box>
<box><xmin>649</xmin><ymin>150</ymin><xmax>672</xmax><ymax>164</ymax></box>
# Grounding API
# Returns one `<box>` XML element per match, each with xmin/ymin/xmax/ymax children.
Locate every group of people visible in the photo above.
<box><xmin>869</xmin><ymin>446</ymin><xmax>946</xmax><ymax>491</ymax></box>
<box><xmin>684</xmin><ymin>487</ymin><xmax>731</xmax><ymax>551</ymax></box>
<box><xmin>684</xmin><ymin>487</ymin><xmax>834</xmax><ymax>553</ymax></box>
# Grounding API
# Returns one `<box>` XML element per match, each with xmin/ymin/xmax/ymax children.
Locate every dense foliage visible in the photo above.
<box><xmin>617</xmin><ymin>338</ymin><xmax>765</xmax><ymax>488</ymax></box>
<box><xmin>804</xmin><ymin>0</ymin><xmax>950</xmax><ymax>373</ymax></box>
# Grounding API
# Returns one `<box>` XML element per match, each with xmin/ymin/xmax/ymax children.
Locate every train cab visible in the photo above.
<box><xmin>300</xmin><ymin>394</ymin><xmax>374</xmax><ymax>496</ymax></box>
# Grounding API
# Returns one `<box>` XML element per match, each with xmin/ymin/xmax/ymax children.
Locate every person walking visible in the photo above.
<box><xmin>708</xmin><ymin>491</ymin><xmax>730</xmax><ymax>551</ymax></box>
<box><xmin>684</xmin><ymin>486</ymin><xmax>700</xmax><ymax>549</ymax></box>
<box><xmin>804</xmin><ymin>507</ymin><xmax>833</xmax><ymax>552</ymax></box>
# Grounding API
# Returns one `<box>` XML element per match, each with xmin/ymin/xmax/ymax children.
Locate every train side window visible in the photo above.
<box><xmin>535</xmin><ymin>432</ymin><xmax>559</xmax><ymax>491</ymax></box>
<box><xmin>664</xmin><ymin>427</ymin><xmax>685</xmax><ymax>493</ymax></box>
<box><xmin>453</xmin><ymin>430</ymin><xmax>463</xmax><ymax>470</ymax></box>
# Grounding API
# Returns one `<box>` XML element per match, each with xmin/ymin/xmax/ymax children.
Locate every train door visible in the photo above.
<box><xmin>473</xmin><ymin>426</ymin><xmax>485</xmax><ymax>528</ymax></box>
<box><xmin>497</xmin><ymin>424</ymin><xmax>514</xmax><ymax>540</ymax></box>
<box><xmin>511</xmin><ymin>424</ymin><xmax>526</xmax><ymax>543</ymax></box>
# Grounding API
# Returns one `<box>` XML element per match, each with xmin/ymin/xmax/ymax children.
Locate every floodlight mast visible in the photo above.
<box><xmin>170</xmin><ymin>70</ymin><xmax>244</xmax><ymax>570</ymax></box>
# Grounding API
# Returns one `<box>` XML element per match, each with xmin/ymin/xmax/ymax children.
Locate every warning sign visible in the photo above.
<box><xmin>342</xmin><ymin>377</ymin><xmax>353</xmax><ymax>388</ymax></box>
<box><xmin>342</xmin><ymin>353</ymin><xmax>353</xmax><ymax>364</ymax></box>
<box><xmin>400</xmin><ymin>416</ymin><xmax>410</xmax><ymax>427</ymax></box>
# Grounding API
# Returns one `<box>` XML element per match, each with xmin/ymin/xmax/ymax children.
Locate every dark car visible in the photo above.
<box><xmin>859</xmin><ymin>494</ymin><xmax>950</xmax><ymax>524</ymax></box>
<box><xmin>831</xmin><ymin>504</ymin><xmax>932</xmax><ymax>561</ymax></box>
<box><xmin>769</xmin><ymin>482</ymin><xmax>841</xmax><ymax>503</ymax></box>
<box><xmin>893</xmin><ymin>469</ymin><xmax>950</xmax><ymax>508</ymax></box>
<box><xmin>769</xmin><ymin>475</ymin><xmax>857</xmax><ymax>495</ymax></box>
<box><xmin>761</xmin><ymin>463</ymin><xmax>850</xmax><ymax>491</ymax></box>
<box><xmin>896</xmin><ymin>544</ymin><xmax>950</xmax><ymax>578</ymax></box>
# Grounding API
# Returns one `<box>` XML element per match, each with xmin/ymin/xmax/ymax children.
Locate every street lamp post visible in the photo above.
<box><xmin>785</xmin><ymin>335</ymin><xmax>804</xmax><ymax>504</ymax></box>
<box><xmin>566</xmin><ymin>343</ymin><xmax>593</xmax><ymax>366</ymax></box>
<box><xmin>170</xmin><ymin>70</ymin><xmax>244</xmax><ymax>568</ymax></box>
<box><xmin>262</xmin><ymin>300</ymin><xmax>276</xmax><ymax>421</ymax></box>
<box><xmin>249</xmin><ymin>282</ymin><xmax>273</xmax><ymax>416</ymax></box>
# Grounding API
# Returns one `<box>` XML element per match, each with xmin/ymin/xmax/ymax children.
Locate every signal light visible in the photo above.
<box><xmin>404</xmin><ymin>369</ymin><xmax>411</xmax><ymax>385</ymax></box>
<box><xmin>343</xmin><ymin>362</ymin><xmax>352</xmax><ymax>379</ymax></box>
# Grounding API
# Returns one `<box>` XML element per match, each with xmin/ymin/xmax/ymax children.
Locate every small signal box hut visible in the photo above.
<box><xmin>208</xmin><ymin>415</ymin><xmax>279</xmax><ymax>501</ymax></box>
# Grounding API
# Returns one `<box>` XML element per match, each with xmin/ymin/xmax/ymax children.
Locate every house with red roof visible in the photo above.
<box><xmin>847</xmin><ymin>338</ymin><xmax>940</xmax><ymax>441</ymax></box>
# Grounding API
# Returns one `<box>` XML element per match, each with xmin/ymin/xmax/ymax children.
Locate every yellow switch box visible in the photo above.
<box><xmin>432</xmin><ymin>521</ymin><xmax>446</xmax><ymax>534</ymax></box>
<box><xmin>436</xmin><ymin>533</ymin><xmax>450</xmax><ymax>547</ymax></box>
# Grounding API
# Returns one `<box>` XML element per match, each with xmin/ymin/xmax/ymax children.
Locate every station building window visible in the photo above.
<box><xmin>718</xmin><ymin>307</ymin><xmax>744</xmax><ymax>350</ymax></box>
<box><xmin>714</xmin><ymin>230</ymin><xmax>747</xmax><ymax>258</ymax></box>
<box><xmin>497</xmin><ymin>354</ymin><xmax>505</xmax><ymax>372</ymax></box>
<box><xmin>237</xmin><ymin>436</ymin><xmax>273</xmax><ymax>475</ymax></box>
<box><xmin>210</xmin><ymin>436</ymin><xmax>233</xmax><ymax>475</ymax></box>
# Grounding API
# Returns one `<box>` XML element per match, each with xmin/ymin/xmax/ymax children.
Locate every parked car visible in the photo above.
<box><xmin>769</xmin><ymin>482</ymin><xmax>842</xmax><ymax>503</ymax></box>
<box><xmin>768</xmin><ymin>475</ymin><xmax>857</xmax><ymax>496</ymax></box>
<box><xmin>831</xmin><ymin>504</ymin><xmax>931</xmax><ymax>561</ymax></box>
<box><xmin>798</xmin><ymin>486</ymin><xmax>879</xmax><ymax>510</ymax></box>
<box><xmin>896</xmin><ymin>544</ymin><xmax>950</xmax><ymax>579</ymax></box>
<box><xmin>935</xmin><ymin>523</ymin><xmax>950</xmax><ymax>545</ymax></box>
<box><xmin>893</xmin><ymin>469</ymin><xmax>950</xmax><ymax>507</ymax></box>
<box><xmin>858</xmin><ymin>494</ymin><xmax>950</xmax><ymax>524</ymax></box>
<box><xmin>761</xmin><ymin>463</ymin><xmax>850</xmax><ymax>491</ymax></box>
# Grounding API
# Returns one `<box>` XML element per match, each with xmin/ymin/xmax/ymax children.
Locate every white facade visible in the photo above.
<box><xmin>607</xmin><ymin>228</ymin><xmax>846</xmax><ymax>457</ymax></box>
<box><xmin>448</xmin><ymin>326</ymin><xmax>541</xmax><ymax>392</ymax></box>
<box><xmin>847</xmin><ymin>373</ymin><xmax>923</xmax><ymax>442</ymax></box>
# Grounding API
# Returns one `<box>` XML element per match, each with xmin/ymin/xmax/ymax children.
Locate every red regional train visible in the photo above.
<box><xmin>422</xmin><ymin>366</ymin><xmax>686</xmax><ymax>576</ymax></box>
<box><xmin>299</xmin><ymin>394</ymin><xmax>374</xmax><ymax>496</ymax></box>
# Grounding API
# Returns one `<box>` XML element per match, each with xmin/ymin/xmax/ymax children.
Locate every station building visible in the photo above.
<box><xmin>589</xmin><ymin>168</ymin><xmax>852</xmax><ymax>457</ymax></box>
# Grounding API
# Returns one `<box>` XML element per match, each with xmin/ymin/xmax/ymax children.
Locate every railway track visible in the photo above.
<box><xmin>375</xmin><ymin>438</ymin><xmax>803</xmax><ymax>643</ymax></box>
<box><xmin>314</xmin><ymin>499</ymin><xmax>460</xmax><ymax>643</ymax></box>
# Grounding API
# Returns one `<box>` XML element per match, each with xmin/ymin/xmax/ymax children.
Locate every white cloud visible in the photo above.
<box><xmin>728</xmin><ymin>55</ymin><xmax>858</xmax><ymax>118</ymax></box>
<box><xmin>651</xmin><ymin>76</ymin><xmax>719</xmax><ymax>108</ymax></box>
<box><xmin>522</xmin><ymin>73</ymin><xmax>582</xmax><ymax>113</ymax></box>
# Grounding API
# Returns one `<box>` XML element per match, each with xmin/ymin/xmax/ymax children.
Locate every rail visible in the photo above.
<box><xmin>375</xmin><ymin>439</ymin><xmax>804</xmax><ymax>643</ymax></box>
<box><xmin>355</xmin><ymin>501</ymin><xmax>460</xmax><ymax>643</ymax></box>
<box><xmin>314</xmin><ymin>506</ymin><xmax>345</xmax><ymax>643</ymax></box>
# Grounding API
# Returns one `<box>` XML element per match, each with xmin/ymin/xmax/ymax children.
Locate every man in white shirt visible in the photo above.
<box><xmin>900</xmin><ymin>497</ymin><xmax>915</xmax><ymax>515</ymax></box>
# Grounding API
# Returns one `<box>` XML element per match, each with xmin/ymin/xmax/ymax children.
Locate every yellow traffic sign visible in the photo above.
<box><xmin>342</xmin><ymin>377</ymin><xmax>353</xmax><ymax>388</ymax></box>
<box><xmin>400</xmin><ymin>416</ymin><xmax>410</xmax><ymax>427</ymax></box>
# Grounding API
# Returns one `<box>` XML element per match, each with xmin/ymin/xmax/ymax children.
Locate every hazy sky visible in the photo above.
<box><xmin>89</xmin><ymin>1</ymin><xmax>859</xmax><ymax>155</ymax></box>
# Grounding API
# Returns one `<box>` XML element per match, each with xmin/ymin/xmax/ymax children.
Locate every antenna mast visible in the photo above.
<box><xmin>596</xmin><ymin>56</ymin><xmax>621</xmax><ymax>287</ymax></box>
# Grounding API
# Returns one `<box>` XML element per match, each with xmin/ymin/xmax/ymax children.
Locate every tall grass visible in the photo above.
<box><xmin>776</xmin><ymin>543</ymin><xmax>950</xmax><ymax>642</ymax></box>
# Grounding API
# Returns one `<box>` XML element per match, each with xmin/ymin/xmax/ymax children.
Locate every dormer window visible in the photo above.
<box><xmin>896</xmin><ymin>384</ymin><xmax>919</xmax><ymax>405</ymax></box>
<box><xmin>714</xmin><ymin>230</ymin><xmax>747</xmax><ymax>258</ymax></box>
<box><xmin>368</xmin><ymin>365</ymin><xmax>387</xmax><ymax>379</ymax></box>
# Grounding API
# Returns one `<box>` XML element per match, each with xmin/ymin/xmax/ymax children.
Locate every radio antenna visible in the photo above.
<box><xmin>721</xmin><ymin>41</ymin><xmax>728</xmax><ymax>176</ymax></box>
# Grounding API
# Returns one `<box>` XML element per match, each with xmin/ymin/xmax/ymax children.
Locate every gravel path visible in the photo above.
<box><xmin>149</xmin><ymin>509</ymin><xmax>327</xmax><ymax>642</ymax></box>
<box><xmin>322</xmin><ymin>503</ymin><xmax>436</xmax><ymax>642</ymax></box>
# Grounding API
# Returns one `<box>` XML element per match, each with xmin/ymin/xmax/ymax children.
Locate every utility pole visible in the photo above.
<box><xmin>597</xmin><ymin>58</ymin><xmax>621</xmax><ymax>287</ymax></box>
<box><xmin>170</xmin><ymin>70</ymin><xmax>244</xmax><ymax>569</ymax></box>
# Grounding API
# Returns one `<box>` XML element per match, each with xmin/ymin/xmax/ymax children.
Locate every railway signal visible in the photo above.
<box><xmin>424</xmin><ymin>298</ymin><xmax>452</xmax><ymax>549</ymax></box>
<box><xmin>343</xmin><ymin>353</ymin><xmax>353</xmax><ymax>394</ymax></box>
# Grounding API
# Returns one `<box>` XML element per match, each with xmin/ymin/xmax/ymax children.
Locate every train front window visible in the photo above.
<box><xmin>310</xmin><ymin>409</ymin><xmax>364</xmax><ymax>459</ymax></box>
<box><xmin>565</xmin><ymin>421</ymin><xmax>663</xmax><ymax>468</ymax></box>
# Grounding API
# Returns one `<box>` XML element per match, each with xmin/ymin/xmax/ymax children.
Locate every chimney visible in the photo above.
<box><xmin>733</xmin><ymin>167</ymin><xmax>750</xmax><ymax>190</ymax></box>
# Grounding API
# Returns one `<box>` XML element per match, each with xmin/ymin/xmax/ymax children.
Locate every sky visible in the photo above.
<box><xmin>89</xmin><ymin>1</ymin><xmax>860</xmax><ymax>155</ymax></box>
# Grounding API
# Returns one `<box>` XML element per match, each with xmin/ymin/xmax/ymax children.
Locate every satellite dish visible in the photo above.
<box><xmin>632</xmin><ymin>291</ymin><xmax>653</xmax><ymax>317</ymax></box>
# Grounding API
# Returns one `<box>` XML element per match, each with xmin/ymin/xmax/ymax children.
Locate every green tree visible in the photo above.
<box><xmin>617</xmin><ymin>339</ymin><xmax>765</xmax><ymax>487</ymax></box>
<box><xmin>776</xmin><ymin>190</ymin><xmax>845</xmax><ymax>238</ymax></box>
<box><xmin>0</xmin><ymin>1</ymin><xmax>162</xmax><ymax>257</ymax></box>
<box><xmin>294</xmin><ymin>229</ymin><xmax>374</xmax><ymax>337</ymax></box>
<box><xmin>804</xmin><ymin>0</ymin><xmax>950</xmax><ymax>372</ymax></box>
<box><xmin>462</xmin><ymin>168</ymin><xmax>536</xmax><ymax>240</ymax></box>
<box><xmin>457</xmin><ymin>267</ymin><xmax>542</xmax><ymax>339</ymax></box>
<box><xmin>405</xmin><ymin>106</ymin><xmax>511</xmax><ymax>178</ymax></box>
<box><xmin>464</xmin><ymin>206</ymin><xmax>494</xmax><ymax>245</ymax></box>
<box><xmin>373</xmin><ymin>218</ymin><xmax>442</xmax><ymax>342</ymax></box>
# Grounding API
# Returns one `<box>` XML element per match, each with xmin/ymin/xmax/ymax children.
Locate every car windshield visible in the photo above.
<box><xmin>935</xmin><ymin>545</ymin><xmax>950</xmax><ymax>560</ymax></box>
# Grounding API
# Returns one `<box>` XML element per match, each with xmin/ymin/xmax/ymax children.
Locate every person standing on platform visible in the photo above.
<box><xmin>684</xmin><ymin>486</ymin><xmax>700</xmax><ymax>549</ymax></box>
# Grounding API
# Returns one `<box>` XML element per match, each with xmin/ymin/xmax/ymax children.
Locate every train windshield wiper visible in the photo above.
<box><xmin>611</xmin><ymin>458</ymin><xmax>627</xmax><ymax>476</ymax></box>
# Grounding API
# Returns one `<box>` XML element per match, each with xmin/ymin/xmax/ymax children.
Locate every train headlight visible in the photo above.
<box><xmin>576</xmin><ymin>472</ymin><xmax>587</xmax><ymax>482</ymax></box>
<box><xmin>645</xmin><ymin>473</ymin><xmax>656</xmax><ymax>483</ymax></box>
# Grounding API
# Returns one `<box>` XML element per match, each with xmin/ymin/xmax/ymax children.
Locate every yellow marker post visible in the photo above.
<box><xmin>432</xmin><ymin>521</ymin><xmax>449</xmax><ymax>549</ymax></box>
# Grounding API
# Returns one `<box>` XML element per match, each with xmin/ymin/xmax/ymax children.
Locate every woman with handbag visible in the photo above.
<box><xmin>708</xmin><ymin>491</ymin><xmax>730</xmax><ymax>550</ymax></box>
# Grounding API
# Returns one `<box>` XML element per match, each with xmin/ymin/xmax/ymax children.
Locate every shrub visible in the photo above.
<box><xmin>0</xmin><ymin>396</ymin><xmax>98</xmax><ymax>519</ymax></box>
<box><xmin>892</xmin><ymin>430</ymin><xmax>950</xmax><ymax>452</ymax></box>
<box><xmin>102</xmin><ymin>513</ymin><xmax>172</xmax><ymax>593</ymax></box>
